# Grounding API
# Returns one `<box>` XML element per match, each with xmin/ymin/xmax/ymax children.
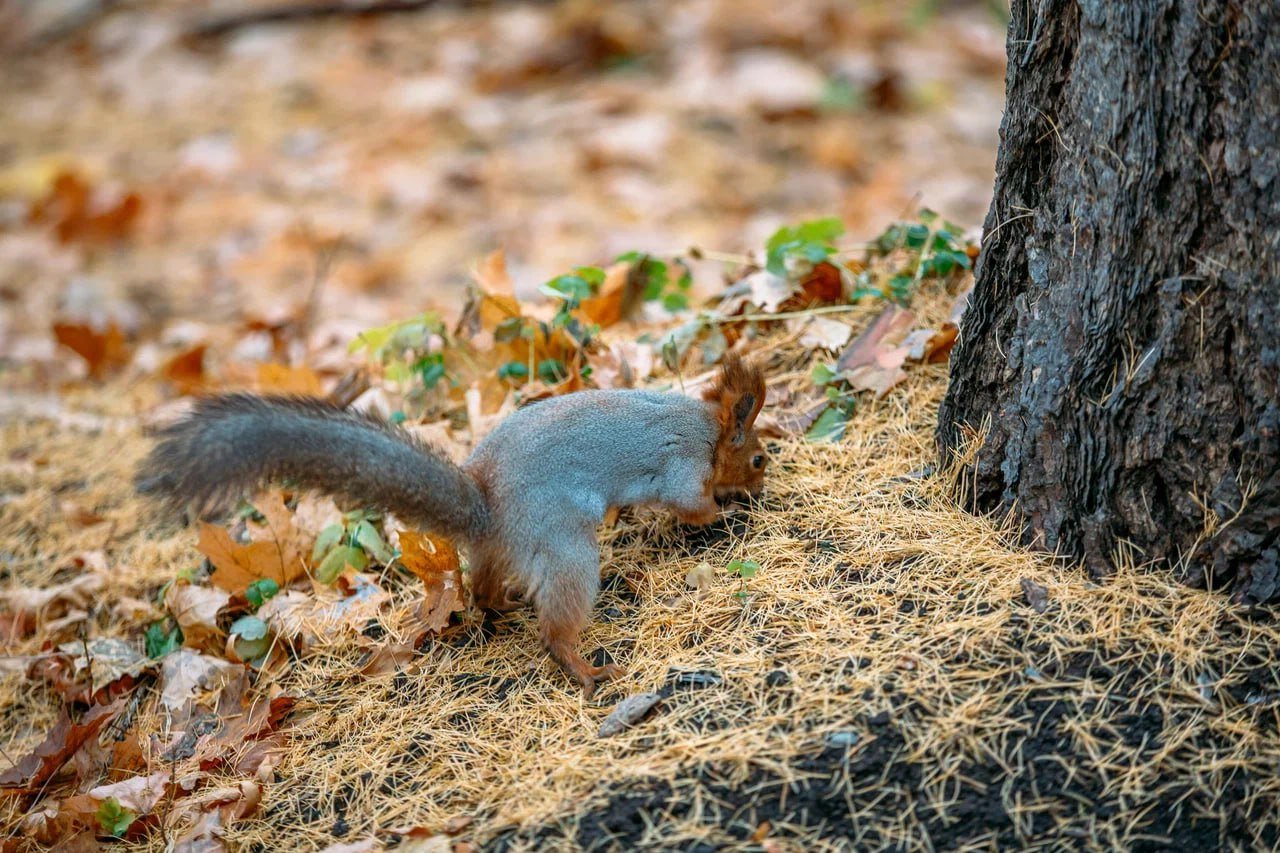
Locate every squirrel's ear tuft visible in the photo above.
<box><xmin>704</xmin><ymin>353</ymin><xmax>765</xmax><ymax>446</ymax></box>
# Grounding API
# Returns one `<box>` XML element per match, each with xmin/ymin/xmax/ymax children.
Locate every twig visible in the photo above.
<box><xmin>186</xmin><ymin>0</ymin><xmax>457</xmax><ymax>40</ymax></box>
<box><xmin>705</xmin><ymin>304</ymin><xmax>870</xmax><ymax>325</ymax></box>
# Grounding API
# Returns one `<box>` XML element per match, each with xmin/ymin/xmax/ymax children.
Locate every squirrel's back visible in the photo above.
<box><xmin>465</xmin><ymin>389</ymin><xmax>717</xmax><ymax>526</ymax></box>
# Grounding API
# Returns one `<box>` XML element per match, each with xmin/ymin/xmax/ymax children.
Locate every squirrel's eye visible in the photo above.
<box><xmin>751</xmin><ymin>454</ymin><xmax>765</xmax><ymax>470</ymax></box>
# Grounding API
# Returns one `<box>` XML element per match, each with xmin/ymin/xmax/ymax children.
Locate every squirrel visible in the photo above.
<box><xmin>139</xmin><ymin>354</ymin><xmax>768</xmax><ymax>697</ymax></box>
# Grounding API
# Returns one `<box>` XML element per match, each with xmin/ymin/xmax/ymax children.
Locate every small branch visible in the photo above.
<box><xmin>186</xmin><ymin>0</ymin><xmax>451</xmax><ymax>40</ymax></box>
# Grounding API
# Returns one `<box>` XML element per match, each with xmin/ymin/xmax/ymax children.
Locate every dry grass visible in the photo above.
<box><xmin>2</xmin><ymin>300</ymin><xmax>1278</xmax><ymax>851</ymax></box>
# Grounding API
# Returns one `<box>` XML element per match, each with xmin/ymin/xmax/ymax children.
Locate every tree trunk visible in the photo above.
<box><xmin>937</xmin><ymin>1</ymin><xmax>1279</xmax><ymax>603</ymax></box>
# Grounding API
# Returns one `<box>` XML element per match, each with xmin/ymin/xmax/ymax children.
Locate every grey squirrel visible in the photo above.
<box><xmin>139</xmin><ymin>354</ymin><xmax>768</xmax><ymax>697</ymax></box>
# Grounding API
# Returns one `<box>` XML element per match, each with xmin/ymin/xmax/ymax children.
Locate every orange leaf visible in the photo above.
<box><xmin>52</xmin><ymin>321</ymin><xmax>132</xmax><ymax>379</ymax></box>
<box><xmin>197</xmin><ymin>493</ymin><xmax>307</xmax><ymax>593</ymax></box>
<box><xmin>161</xmin><ymin>343</ymin><xmax>208</xmax><ymax>394</ymax></box>
<box><xmin>579</xmin><ymin>261</ymin><xmax>637</xmax><ymax>328</ymax></box>
<box><xmin>398</xmin><ymin>531</ymin><xmax>464</xmax><ymax>636</ymax></box>
<box><xmin>255</xmin><ymin>363</ymin><xmax>323</xmax><ymax>396</ymax></box>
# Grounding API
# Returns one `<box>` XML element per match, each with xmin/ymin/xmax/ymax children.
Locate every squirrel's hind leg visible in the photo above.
<box><xmin>470</xmin><ymin>542</ymin><xmax>525</xmax><ymax>611</ymax></box>
<box><xmin>528</xmin><ymin>543</ymin><xmax>623</xmax><ymax>698</ymax></box>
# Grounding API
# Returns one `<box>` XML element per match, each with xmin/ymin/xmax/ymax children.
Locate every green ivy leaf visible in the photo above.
<box><xmin>245</xmin><ymin>578</ymin><xmax>280</xmax><ymax>609</ymax></box>
<box><xmin>316</xmin><ymin>545</ymin><xmax>368</xmax><ymax>584</ymax></box>
<box><xmin>811</xmin><ymin>363</ymin><xmax>837</xmax><ymax>386</ymax></box>
<box><xmin>353</xmin><ymin>520</ymin><xmax>395</xmax><ymax>565</ymax></box>
<box><xmin>727</xmin><ymin>559</ymin><xmax>761</xmax><ymax>579</ymax></box>
<box><xmin>144</xmin><ymin>620</ymin><xmax>182</xmax><ymax>659</ymax></box>
<box><xmin>807</xmin><ymin>404</ymin><xmax>852</xmax><ymax>442</ymax></box>
<box><xmin>97</xmin><ymin>798</ymin><xmax>136</xmax><ymax>838</ymax></box>
<box><xmin>537</xmin><ymin>359</ymin><xmax>568</xmax><ymax>384</ymax></box>
<box><xmin>229</xmin><ymin>615</ymin><xmax>272</xmax><ymax>662</ymax></box>
<box><xmin>311</xmin><ymin>523</ymin><xmax>344</xmax><ymax>565</ymax></box>
<box><xmin>497</xmin><ymin>361</ymin><xmax>530</xmax><ymax>382</ymax></box>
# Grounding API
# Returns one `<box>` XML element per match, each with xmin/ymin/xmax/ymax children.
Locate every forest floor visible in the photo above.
<box><xmin>2</xmin><ymin>1</ymin><xmax>1278</xmax><ymax>851</ymax></box>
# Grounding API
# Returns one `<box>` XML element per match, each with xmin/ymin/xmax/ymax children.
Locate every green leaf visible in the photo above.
<box><xmin>316</xmin><ymin>545</ymin><xmax>368</xmax><ymax>584</ymax></box>
<box><xmin>811</xmin><ymin>363</ymin><xmax>837</xmax><ymax>386</ymax></box>
<box><xmin>229</xmin><ymin>615</ymin><xmax>271</xmax><ymax>661</ymax></box>
<box><xmin>97</xmin><ymin>798</ymin><xmax>136</xmax><ymax>838</ymax></box>
<box><xmin>311</xmin><ymin>523</ymin><xmax>344</xmax><ymax>565</ymax></box>
<box><xmin>144</xmin><ymin>620</ymin><xmax>182</xmax><ymax>659</ymax></box>
<box><xmin>389</xmin><ymin>410</ymin><xmax>407</xmax><ymax>425</ymax></box>
<box><xmin>819</xmin><ymin>75</ymin><xmax>862</xmax><ymax>112</ymax></box>
<box><xmin>806</xmin><ymin>404</ymin><xmax>852</xmax><ymax>442</ymax></box>
<box><xmin>353</xmin><ymin>520</ymin><xmax>395</xmax><ymax>565</ymax></box>
<box><xmin>245</xmin><ymin>578</ymin><xmax>280</xmax><ymax>609</ymax></box>
<box><xmin>537</xmin><ymin>359</ymin><xmax>568</xmax><ymax>384</ymax></box>
<box><xmin>230</xmin><ymin>614</ymin><xmax>268</xmax><ymax>642</ymax></box>
<box><xmin>416</xmin><ymin>353</ymin><xmax>446</xmax><ymax>390</ymax></box>
<box><xmin>765</xmin><ymin>218</ymin><xmax>845</xmax><ymax>277</ymax></box>
<box><xmin>497</xmin><ymin>361</ymin><xmax>530</xmax><ymax>382</ymax></box>
<box><xmin>661</xmin><ymin>291</ymin><xmax>689</xmax><ymax>312</ymax></box>
<box><xmin>728</xmin><ymin>559</ymin><xmax>761</xmax><ymax>579</ymax></box>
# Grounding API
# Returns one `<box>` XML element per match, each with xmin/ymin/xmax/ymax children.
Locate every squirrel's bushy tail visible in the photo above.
<box><xmin>138</xmin><ymin>394</ymin><xmax>489</xmax><ymax>543</ymax></box>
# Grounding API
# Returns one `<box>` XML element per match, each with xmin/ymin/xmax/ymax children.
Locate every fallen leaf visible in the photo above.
<box><xmin>598</xmin><ymin>692</ymin><xmax>662</xmax><ymax>737</ymax></box>
<box><xmin>359</xmin><ymin>642</ymin><xmax>418</xmax><ymax>677</ymax></box>
<box><xmin>162</xmin><ymin>344</ymin><xmax>209</xmax><ymax>394</ymax></box>
<box><xmin>799</xmin><ymin>261</ymin><xmax>844</xmax><ymax>303</ymax></box>
<box><xmin>258</xmin><ymin>573</ymin><xmax>390</xmax><ymax>653</ymax></box>
<box><xmin>744</xmin><ymin>270</ymin><xmax>796</xmax><ymax>313</ymax></box>
<box><xmin>52</xmin><ymin>321</ymin><xmax>132</xmax><ymax>379</ymax></box>
<box><xmin>165</xmin><ymin>583</ymin><xmax>231</xmax><ymax>652</ymax></box>
<box><xmin>794</xmin><ymin>315</ymin><xmax>853</xmax><ymax>352</ymax></box>
<box><xmin>197</xmin><ymin>493</ymin><xmax>307</xmax><ymax>593</ymax></box>
<box><xmin>399</xmin><ymin>532</ymin><xmax>464</xmax><ymax>636</ymax></box>
<box><xmin>684</xmin><ymin>562</ymin><xmax>715</xmax><ymax>597</ymax></box>
<box><xmin>255</xmin><ymin>362</ymin><xmax>323</xmax><ymax>396</ymax></box>
<box><xmin>30</xmin><ymin>170</ymin><xmax>142</xmax><ymax>244</ymax></box>
<box><xmin>1</xmin><ymin>573</ymin><xmax>103</xmax><ymax>616</ymax></box>
<box><xmin>0</xmin><ymin>700</ymin><xmax>123</xmax><ymax>792</ymax></box>
<box><xmin>836</xmin><ymin>305</ymin><xmax>916</xmax><ymax>397</ymax></box>
<box><xmin>1020</xmin><ymin>578</ymin><xmax>1050</xmax><ymax>614</ymax></box>
<box><xmin>159</xmin><ymin>649</ymin><xmax>243</xmax><ymax>713</ymax></box>
<box><xmin>579</xmin><ymin>261</ymin><xmax>641</xmax><ymax>328</ymax></box>
<box><xmin>53</xmin><ymin>637</ymin><xmax>153</xmax><ymax>695</ymax></box>
<box><xmin>60</xmin><ymin>770</ymin><xmax>171</xmax><ymax>818</ymax></box>
<box><xmin>901</xmin><ymin>326</ymin><xmax>958</xmax><ymax>363</ymax></box>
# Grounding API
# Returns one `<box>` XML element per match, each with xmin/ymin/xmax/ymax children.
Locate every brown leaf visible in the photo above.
<box><xmin>59</xmin><ymin>499</ymin><xmax>107</xmax><ymax>528</ymax></box>
<box><xmin>798</xmin><ymin>261</ymin><xmax>844</xmax><ymax>303</ymax></box>
<box><xmin>1</xmin><ymin>573</ymin><xmax>103</xmax><ymax>617</ymax></box>
<box><xmin>60</xmin><ymin>770</ymin><xmax>171</xmax><ymax>818</ymax></box>
<box><xmin>159</xmin><ymin>649</ymin><xmax>243</xmax><ymax>714</ymax></box>
<box><xmin>0</xmin><ymin>699</ymin><xmax>123</xmax><ymax>792</ymax></box>
<box><xmin>579</xmin><ymin>261</ymin><xmax>641</xmax><ymax>328</ymax></box>
<box><xmin>165</xmin><ymin>582</ymin><xmax>232</xmax><ymax>652</ymax></box>
<box><xmin>399</xmin><ymin>531</ymin><xmax>464</xmax><ymax>636</ymax></box>
<box><xmin>54</xmin><ymin>637</ymin><xmax>153</xmax><ymax>696</ymax></box>
<box><xmin>197</xmin><ymin>492</ymin><xmax>307</xmax><ymax>593</ymax></box>
<box><xmin>258</xmin><ymin>573</ymin><xmax>390</xmax><ymax>653</ymax></box>
<box><xmin>52</xmin><ymin>321</ymin><xmax>132</xmax><ymax>379</ymax></box>
<box><xmin>836</xmin><ymin>305</ymin><xmax>916</xmax><ymax>397</ymax></box>
<box><xmin>162</xmin><ymin>344</ymin><xmax>209</xmax><ymax>395</ymax></box>
<box><xmin>359</xmin><ymin>642</ymin><xmax>418</xmax><ymax>678</ymax></box>
<box><xmin>255</xmin><ymin>362</ymin><xmax>323</xmax><ymax>396</ymax></box>
<box><xmin>30</xmin><ymin>170</ymin><xmax>142</xmax><ymax>244</ymax></box>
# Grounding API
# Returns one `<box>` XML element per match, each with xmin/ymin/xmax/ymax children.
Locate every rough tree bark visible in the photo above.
<box><xmin>937</xmin><ymin>1</ymin><xmax>1279</xmax><ymax>603</ymax></box>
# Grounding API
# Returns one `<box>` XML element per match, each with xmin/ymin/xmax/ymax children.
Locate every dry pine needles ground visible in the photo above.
<box><xmin>2</xmin><ymin>296</ymin><xmax>1279</xmax><ymax>851</ymax></box>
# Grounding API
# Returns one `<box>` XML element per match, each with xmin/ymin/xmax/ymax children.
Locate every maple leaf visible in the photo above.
<box><xmin>398</xmin><ymin>531</ymin><xmax>465</xmax><ymax>636</ymax></box>
<box><xmin>0</xmin><ymin>700</ymin><xmax>123</xmax><ymax>793</ymax></box>
<box><xmin>52</xmin><ymin>321</ymin><xmax>132</xmax><ymax>379</ymax></box>
<box><xmin>164</xmin><ymin>582</ymin><xmax>231</xmax><ymax>653</ymax></box>
<box><xmin>255</xmin><ymin>362</ymin><xmax>323</xmax><ymax>395</ymax></box>
<box><xmin>161</xmin><ymin>344</ymin><xmax>209</xmax><ymax>395</ymax></box>
<box><xmin>158</xmin><ymin>649</ymin><xmax>243</xmax><ymax>714</ymax></box>
<box><xmin>196</xmin><ymin>492</ymin><xmax>307</xmax><ymax>593</ymax></box>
